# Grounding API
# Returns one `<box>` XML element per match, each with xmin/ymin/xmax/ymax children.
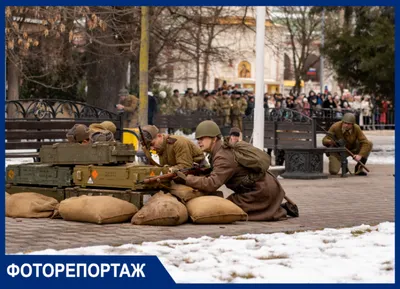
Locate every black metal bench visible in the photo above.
<box><xmin>5</xmin><ymin>99</ymin><xmax>124</xmax><ymax>160</ymax></box>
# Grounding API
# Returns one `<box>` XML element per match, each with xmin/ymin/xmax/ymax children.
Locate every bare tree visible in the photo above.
<box><xmin>271</xmin><ymin>7</ymin><xmax>322</xmax><ymax>94</ymax></box>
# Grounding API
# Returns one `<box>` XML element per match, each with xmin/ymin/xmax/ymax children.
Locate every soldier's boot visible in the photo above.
<box><xmin>280</xmin><ymin>202</ymin><xmax>299</xmax><ymax>218</ymax></box>
<box><xmin>275</xmin><ymin>149</ymin><xmax>285</xmax><ymax>166</ymax></box>
<box><xmin>354</xmin><ymin>157</ymin><xmax>368</xmax><ymax>176</ymax></box>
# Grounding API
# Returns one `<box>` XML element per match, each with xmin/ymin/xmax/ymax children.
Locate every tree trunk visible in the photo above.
<box><xmin>202</xmin><ymin>51</ymin><xmax>209</xmax><ymax>90</ymax></box>
<box><xmin>195</xmin><ymin>23</ymin><xmax>201</xmax><ymax>93</ymax></box>
<box><xmin>139</xmin><ymin>6</ymin><xmax>149</xmax><ymax>126</ymax></box>
<box><xmin>6</xmin><ymin>57</ymin><xmax>20</xmax><ymax>118</ymax></box>
<box><xmin>86</xmin><ymin>52</ymin><xmax>128</xmax><ymax>111</ymax></box>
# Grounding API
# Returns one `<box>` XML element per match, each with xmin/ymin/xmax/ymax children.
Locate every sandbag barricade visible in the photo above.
<box><xmin>59</xmin><ymin>195</ymin><xmax>138</xmax><ymax>224</ymax></box>
<box><xmin>6</xmin><ymin>192</ymin><xmax>59</xmax><ymax>218</ymax></box>
<box><xmin>168</xmin><ymin>183</ymin><xmax>208</xmax><ymax>203</ymax></box>
<box><xmin>186</xmin><ymin>196</ymin><xmax>248</xmax><ymax>224</ymax></box>
<box><xmin>132</xmin><ymin>192</ymin><xmax>188</xmax><ymax>226</ymax></box>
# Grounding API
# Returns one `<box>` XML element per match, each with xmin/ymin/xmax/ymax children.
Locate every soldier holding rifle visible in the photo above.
<box><xmin>322</xmin><ymin>113</ymin><xmax>373</xmax><ymax>176</ymax></box>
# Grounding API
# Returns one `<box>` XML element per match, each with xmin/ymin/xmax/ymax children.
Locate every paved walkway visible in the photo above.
<box><xmin>6</xmin><ymin>162</ymin><xmax>394</xmax><ymax>254</ymax></box>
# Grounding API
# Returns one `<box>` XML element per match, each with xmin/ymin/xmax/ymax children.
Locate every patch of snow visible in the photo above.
<box><xmin>16</xmin><ymin>222</ymin><xmax>395</xmax><ymax>283</ymax></box>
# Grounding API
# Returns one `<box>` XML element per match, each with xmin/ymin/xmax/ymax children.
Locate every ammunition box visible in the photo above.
<box><xmin>73</xmin><ymin>164</ymin><xmax>169</xmax><ymax>190</ymax></box>
<box><xmin>5</xmin><ymin>184</ymin><xmax>65</xmax><ymax>202</ymax></box>
<box><xmin>39</xmin><ymin>142</ymin><xmax>136</xmax><ymax>165</ymax></box>
<box><xmin>64</xmin><ymin>187</ymin><xmax>156</xmax><ymax>209</ymax></box>
<box><xmin>6</xmin><ymin>163</ymin><xmax>73</xmax><ymax>188</ymax></box>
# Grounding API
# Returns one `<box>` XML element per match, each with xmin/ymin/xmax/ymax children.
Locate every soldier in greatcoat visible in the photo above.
<box><xmin>174</xmin><ymin>120</ymin><xmax>287</xmax><ymax>221</ymax></box>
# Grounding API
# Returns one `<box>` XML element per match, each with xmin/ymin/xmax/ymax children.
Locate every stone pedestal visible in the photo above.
<box><xmin>281</xmin><ymin>148</ymin><xmax>327</xmax><ymax>179</ymax></box>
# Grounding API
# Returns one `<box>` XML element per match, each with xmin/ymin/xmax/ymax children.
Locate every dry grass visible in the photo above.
<box><xmin>257</xmin><ymin>253</ymin><xmax>289</xmax><ymax>260</ymax></box>
<box><xmin>351</xmin><ymin>228</ymin><xmax>372</xmax><ymax>237</ymax></box>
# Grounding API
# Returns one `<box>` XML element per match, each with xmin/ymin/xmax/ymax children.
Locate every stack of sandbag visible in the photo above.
<box><xmin>58</xmin><ymin>195</ymin><xmax>138</xmax><ymax>224</ymax></box>
<box><xmin>169</xmin><ymin>183</ymin><xmax>207</xmax><ymax>203</ymax></box>
<box><xmin>186</xmin><ymin>196</ymin><xmax>248</xmax><ymax>224</ymax></box>
<box><xmin>169</xmin><ymin>183</ymin><xmax>224</xmax><ymax>203</ymax></box>
<box><xmin>132</xmin><ymin>192</ymin><xmax>188</xmax><ymax>226</ymax></box>
<box><xmin>6</xmin><ymin>192</ymin><xmax>59</xmax><ymax>218</ymax></box>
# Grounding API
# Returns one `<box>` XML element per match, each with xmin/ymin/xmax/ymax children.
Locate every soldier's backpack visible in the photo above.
<box><xmin>224</xmin><ymin>140</ymin><xmax>271</xmax><ymax>181</ymax></box>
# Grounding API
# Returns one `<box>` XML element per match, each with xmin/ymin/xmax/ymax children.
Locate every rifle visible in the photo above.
<box><xmin>138</xmin><ymin>125</ymin><xmax>162</xmax><ymax>167</ymax></box>
<box><xmin>324</xmin><ymin>132</ymin><xmax>370</xmax><ymax>173</ymax></box>
<box><xmin>141</xmin><ymin>166</ymin><xmax>212</xmax><ymax>184</ymax></box>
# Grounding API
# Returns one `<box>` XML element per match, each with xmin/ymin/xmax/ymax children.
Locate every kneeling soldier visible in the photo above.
<box><xmin>174</xmin><ymin>120</ymin><xmax>287</xmax><ymax>221</ymax></box>
<box><xmin>322</xmin><ymin>112</ymin><xmax>373</xmax><ymax>176</ymax></box>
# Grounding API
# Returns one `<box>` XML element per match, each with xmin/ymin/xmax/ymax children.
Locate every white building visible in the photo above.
<box><xmin>158</xmin><ymin>7</ymin><xmax>338</xmax><ymax>95</ymax></box>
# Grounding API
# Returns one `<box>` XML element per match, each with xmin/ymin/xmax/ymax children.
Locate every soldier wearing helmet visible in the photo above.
<box><xmin>174</xmin><ymin>120</ymin><xmax>288</xmax><ymax>221</ymax></box>
<box><xmin>116</xmin><ymin>88</ymin><xmax>139</xmax><ymax>128</ymax></box>
<box><xmin>322</xmin><ymin>112</ymin><xmax>373</xmax><ymax>176</ymax></box>
<box><xmin>141</xmin><ymin>125</ymin><xmax>205</xmax><ymax>172</ymax></box>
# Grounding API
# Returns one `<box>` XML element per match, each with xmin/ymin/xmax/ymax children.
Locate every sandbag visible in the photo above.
<box><xmin>169</xmin><ymin>183</ymin><xmax>207</xmax><ymax>203</ymax></box>
<box><xmin>59</xmin><ymin>195</ymin><xmax>138</xmax><ymax>224</ymax></box>
<box><xmin>89</xmin><ymin>130</ymin><xmax>115</xmax><ymax>143</ymax></box>
<box><xmin>132</xmin><ymin>192</ymin><xmax>188</xmax><ymax>226</ymax></box>
<box><xmin>6</xmin><ymin>192</ymin><xmax>59</xmax><ymax>218</ymax></box>
<box><xmin>186</xmin><ymin>196</ymin><xmax>248</xmax><ymax>224</ymax></box>
<box><xmin>89</xmin><ymin>121</ymin><xmax>117</xmax><ymax>134</ymax></box>
<box><xmin>6</xmin><ymin>192</ymin><xmax>10</xmax><ymax>198</ymax></box>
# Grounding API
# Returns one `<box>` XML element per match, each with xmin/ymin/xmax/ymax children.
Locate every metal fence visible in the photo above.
<box><xmin>296</xmin><ymin>107</ymin><xmax>395</xmax><ymax>131</ymax></box>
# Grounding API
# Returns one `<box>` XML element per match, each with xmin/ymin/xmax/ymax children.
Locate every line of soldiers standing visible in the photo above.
<box><xmin>165</xmin><ymin>88</ymin><xmax>250</xmax><ymax>131</ymax></box>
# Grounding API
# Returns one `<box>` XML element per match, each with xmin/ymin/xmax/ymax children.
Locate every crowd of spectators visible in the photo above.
<box><xmin>158</xmin><ymin>81</ymin><xmax>394</xmax><ymax>130</ymax></box>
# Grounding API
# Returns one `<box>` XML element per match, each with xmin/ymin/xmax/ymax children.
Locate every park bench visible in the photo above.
<box><xmin>5</xmin><ymin>99</ymin><xmax>124</xmax><ymax>160</ymax></box>
<box><xmin>242</xmin><ymin>109</ymin><xmax>348</xmax><ymax>179</ymax></box>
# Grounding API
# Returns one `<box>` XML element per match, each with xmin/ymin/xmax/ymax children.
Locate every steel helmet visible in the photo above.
<box><xmin>195</xmin><ymin>120</ymin><xmax>221</xmax><ymax>139</ymax></box>
<box><xmin>142</xmin><ymin>125</ymin><xmax>159</xmax><ymax>141</ymax></box>
<box><xmin>342</xmin><ymin>113</ymin><xmax>356</xmax><ymax>124</ymax></box>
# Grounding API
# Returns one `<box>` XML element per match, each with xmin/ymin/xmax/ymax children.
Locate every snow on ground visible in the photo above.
<box><xmin>17</xmin><ymin>222</ymin><xmax>395</xmax><ymax>283</ymax></box>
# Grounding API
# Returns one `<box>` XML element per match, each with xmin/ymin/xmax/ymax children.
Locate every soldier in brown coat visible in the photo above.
<box><xmin>217</xmin><ymin>91</ymin><xmax>232</xmax><ymax>127</ymax></box>
<box><xmin>166</xmin><ymin>89</ymin><xmax>183</xmax><ymax>114</ymax></box>
<box><xmin>203</xmin><ymin>92</ymin><xmax>217</xmax><ymax>112</ymax></box>
<box><xmin>116</xmin><ymin>88</ymin><xmax>139</xmax><ymax>128</ymax></box>
<box><xmin>181</xmin><ymin>88</ymin><xmax>199</xmax><ymax>112</ymax></box>
<box><xmin>177</xmin><ymin>120</ymin><xmax>287</xmax><ymax>221</ymax></box>
<box><xmin>323</xmin><ymin>113</ymin><xmax>373</xmax><ymax>175</ymax></box>
<box><xmin>142</xmin><ymin>125</ymin><xmax>206</xmax><ymax>172</ymax></box>
<box><xmin>231</xmin><ymin>91</ymin><xmax>248</xmax><ymax>131</ymax></box>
